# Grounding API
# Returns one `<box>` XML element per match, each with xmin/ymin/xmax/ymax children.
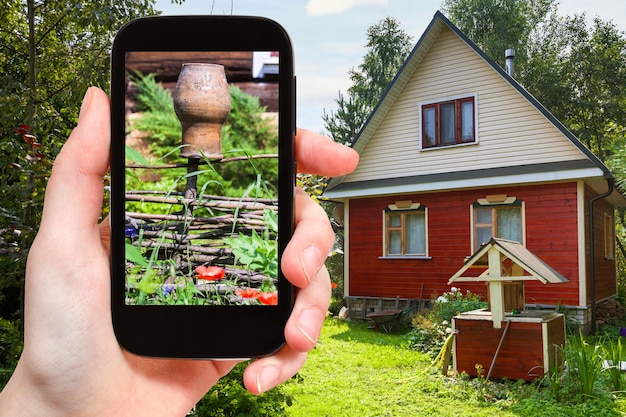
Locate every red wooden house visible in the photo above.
<box><xmin>323</xmin><ymin>11</ymin><xmax>626</xmax><ymax>332</ymax></box>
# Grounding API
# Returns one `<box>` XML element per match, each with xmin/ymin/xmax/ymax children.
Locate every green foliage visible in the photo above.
<box><xmin>283</xmin><ymin>319</ymin><xmax>626</xmax><ymax>416</ymax></box>
<box><xmin>566</xmin><ymin>331</ymin><xmax>605</xmax><ymax>400</ymax></box>
<box><xmin>445</xmin><ymin>0</ymin><xmax>626</xmax><ymax>165</ymax></box>
<box><xmin>0</xmin><ymin>1</ymin><xmax>158</xmax><ymax>319</ymax></box>
<box><xmin>0</xmin><ymin>318</ymin><xmax>23</xmax><ymax>389</ymax></box>
<box><xmin>430</xmin><ymin>287</ymin><xmax>488</xmax><ymax>323</ymax></box>
<box><xmin>193</xmin><ymin>362</ymin><xmax>292</xmax><ymax>417</ymax></box>
<box><xmin>523</xmin><ymin>12</ymin><xmax>626</xmax><ymax>162</ymax></box>
<box><xmin>127</xmin><ymin>72</ymin><xmax>278</xmax><ymax>196</ymax></box>
<box><xmin>323</xmin><ymin>17</ymin><xmax>413</xmax><ymax>145</ymax></box>
<box><xmin>542</xmin><ymin>344</ymin><xmax>567</xmax><ymax>403</ymax></box>
<box><xmin>219</xmin><ymin>86</ymin><xmax>278</xmax><ymax>195</ymax></box>
<box><xmin>128</xmin><ymin>72</ymin><xmax>182</xmax><ymax>154</ymax></box>
<box><xmin>442</xmin><ymin>0</ymin><xmax>554</xmax><ymax>70</ymax></box>
<box><xmin>603</xmin><ymin>337</ymin><xmax>624</xmax><ymax>392</ymax></box>
<box><xmin>408</xmin><ymin>288</ymin><xmax>487</xmax><ymax>356</ymax></box>
<box><xmin>225</xmin><ymin>210</ymin><xmax>278</xmax><ymax>279</ymax></box>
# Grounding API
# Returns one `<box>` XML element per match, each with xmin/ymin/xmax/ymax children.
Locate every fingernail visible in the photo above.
<box><xmin>256</xmin><ymin>364</ymin><xmax>281</xmax><ymax>393</ymax></box>
<box><xmin>298</xmin><ymin>308</ymin><xmax>322</xmax><ymax>346</ymax></box>
<box><xmin>78</xmin><ymin>87</ymin><xmax>94</xmax><ymax>123</ymax></box>
<box><xmin>300</xmin><ymin>245</ymin><xmax>322</xmax><ymax>284</ymax></box>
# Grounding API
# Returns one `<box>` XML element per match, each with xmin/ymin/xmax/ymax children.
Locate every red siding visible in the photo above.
<box><xmin>348</xmin><ymin>182</ymin><xmax>584</xmax><ymax>306</ymax></box>
<box><xmin>453</xmin><ymin>315</ymin><xmax>566</xmax><ymax>380</ymax></box>
<box><xmin>584</xmin><ymin>186</ymin><xmax>617</xmax><ymax>303</ymax></box>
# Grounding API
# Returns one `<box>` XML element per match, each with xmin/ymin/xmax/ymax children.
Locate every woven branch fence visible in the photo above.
<box><xmin>125</xmin><ymin>156</ymin><xmax>279</xmax><ymax>298</ymax></box>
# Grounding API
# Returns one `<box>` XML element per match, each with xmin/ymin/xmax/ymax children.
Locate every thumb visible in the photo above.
<box><xmin>39</xmin><ymin>87</ymin><xmax>111</xmax><ymax>234</ymax></box>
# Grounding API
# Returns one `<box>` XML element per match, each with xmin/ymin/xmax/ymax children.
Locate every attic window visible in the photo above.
<box><xmin>421</xmin><ymin>95</ymin><xmax>477</xmax><ymax>149</ymax></box>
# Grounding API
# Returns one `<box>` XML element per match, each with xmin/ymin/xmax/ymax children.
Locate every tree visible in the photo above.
<box><xmin>323</xmin><ymin>17</ymin><xmax>413</xmax><ymax>145</ymax></box>
<box><xmin>524</xmin><ymin>12</ymin><xmax>626</xmax><ymax>161</ymax></box>
<box><xmin>0</xmin><ymin>0</ymin><xmax>158</xmax><ymax>348</ymax></box>
<box><xmin>442</xmin><ymin>0</ymin><xmax>554</xmax><ymax>73</ymax></box>
<box><xmin>443</xmin><ymin>0</ymin><xmax>626</xmax><ymax>163</ymax></box>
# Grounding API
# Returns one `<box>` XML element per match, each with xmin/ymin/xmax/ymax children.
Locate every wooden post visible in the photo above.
<box><xmin>488</xmin><ymin>248</ymin><xmax>505</xmax><ymax>328</ymax></box>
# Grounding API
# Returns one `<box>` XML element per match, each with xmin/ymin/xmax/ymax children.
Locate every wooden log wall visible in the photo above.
<box><xmin>125</xmin><ymin>51</ymin><xmax>279</xmax><ymax>112</ymax></box>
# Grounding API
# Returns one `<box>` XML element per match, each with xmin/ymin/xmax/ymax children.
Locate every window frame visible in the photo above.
<box><xmin>420</xmin><ymin>94</ymin><xmax>477</xmax><ymax>150</ymax></box>
<box><xmin>604</xmin><ymin>212</ymin><xmax>615</xmax><ymax>260</ymax></box>
<box><xmin>381</xmin><ymin>204</ymin><xmax>429</xmax><ymax>258</ymax></box>
<box><xmin>470</xmin><ymin>199</ymin><xmax>525</xmax><ymax>253</ymax></box>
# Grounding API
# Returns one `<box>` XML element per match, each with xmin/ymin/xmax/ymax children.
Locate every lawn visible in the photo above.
<box><xmin>281</xmin><ymin>318</ymin><xmax>626</xmax><ymax>417</ymax></box>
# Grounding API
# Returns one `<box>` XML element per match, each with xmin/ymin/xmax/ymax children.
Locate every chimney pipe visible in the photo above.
<box><xmin>505</xmin><ymin>48</ymin><xmax>515</xmax><ymax>77</ymax></box>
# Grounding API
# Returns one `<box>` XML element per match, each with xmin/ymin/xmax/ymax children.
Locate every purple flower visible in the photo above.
<box><xmin>162</xmin><ymin>284</ymin><xmax>176</xmax><ymax>296</ymax></box>
<box><xmin>125</xmin><ymin>226</ymin><xmax>139</xmax><ymax>239</ymax></box>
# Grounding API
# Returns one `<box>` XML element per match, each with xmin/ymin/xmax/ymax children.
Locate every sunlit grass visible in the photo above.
<box><xmin>282</xmin><ymin>318</ymin><xmax>625</xmax><ymax>417</ymax></box>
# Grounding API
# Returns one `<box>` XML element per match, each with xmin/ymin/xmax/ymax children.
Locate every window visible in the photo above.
<box><xmin>421</xmin><ymin>96</ymin><xmax>476</xmax><ymax>149</ymax></box>
<box><xmin>383</xmin><ymin>202</ymin><xmax>427</xmax><ymax>257</ymax></box>
<box><xmin>472</xmin><ymin>198</ymin><xmax>523</xmax><ymax>251</ymax></box>
<box><xmin>605</xmin><ymin>213</ymin><xmax>615</xmax><ymax>259</ymax></box>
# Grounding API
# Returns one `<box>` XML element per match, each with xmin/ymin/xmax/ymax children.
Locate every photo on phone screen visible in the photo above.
<box><xmin>123</xmin><ymin>51</ymin><xmax>281</xmax><ymax>307</ymax></box>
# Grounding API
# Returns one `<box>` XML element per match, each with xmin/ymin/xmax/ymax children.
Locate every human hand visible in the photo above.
<box><xmin>0</xmin><ymin>87</ymin><xmax>358</xmax><ymax>416</ymax></box>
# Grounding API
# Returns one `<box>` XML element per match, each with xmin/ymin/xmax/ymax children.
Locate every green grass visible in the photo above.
<box><xmin>282</xmin><ymin>318</ymin><xmax>624</xmax><ymax>417</ymax></box>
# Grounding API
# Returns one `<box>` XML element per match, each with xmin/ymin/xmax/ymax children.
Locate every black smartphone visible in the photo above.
<box><xmin>110</xmin><ymin>16</ymin><xmax>295</xmax><ymax>358</ymax></box>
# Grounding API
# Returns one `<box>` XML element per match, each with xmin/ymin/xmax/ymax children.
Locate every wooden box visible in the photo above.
<box><xmin>452</xmin><ymin>310</ymin><xmax>565</xmax><ymax>380</ymax></box>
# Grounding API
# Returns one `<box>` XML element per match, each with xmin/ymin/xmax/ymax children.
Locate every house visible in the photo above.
<box><xmin>323</xmin><ymin>11</ymin><xmax>626</xmax><ymax>332</ymax></box>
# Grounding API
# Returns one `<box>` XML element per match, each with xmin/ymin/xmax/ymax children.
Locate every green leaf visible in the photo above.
<box><xmin>125</xmin><ymin>243</ymin><xmax>148</xmax><ymax>267</ymax></box>
<box><xmin>125</xmin><ymin>144</ymin><xmax>150</xmax><ymax>166</ymax></box>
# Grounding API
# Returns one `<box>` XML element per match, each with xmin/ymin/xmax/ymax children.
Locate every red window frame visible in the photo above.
<box><xmin>421</xmin><ymin>96</ymin><xmax>475</xmax><ymax>148</ymax></box>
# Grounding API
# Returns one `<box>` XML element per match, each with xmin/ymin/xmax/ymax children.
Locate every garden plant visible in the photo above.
<box><xmin>124</xmin><ymin>72</ymin><xmax>280</xmax><ymax>307</ymax></box>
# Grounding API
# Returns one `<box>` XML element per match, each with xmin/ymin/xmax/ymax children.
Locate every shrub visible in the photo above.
<box><xmin>408</xmin><ymin>288</ymin><xmax>486</xmax><ymax>357</ymax></box>
<box><xmin>192</xmin><ymin>362</ymin><xmax>292</xmax><ymax>417</ymax></box>
<box><xmin>430</xmin><ymin>287</ymin><xmax>487</xmax><ymax>323</ymax></box>
<box><xmin>0</xmin><ymin>318</ymin><xmax>23</xmax><ymax>389</ymax></box>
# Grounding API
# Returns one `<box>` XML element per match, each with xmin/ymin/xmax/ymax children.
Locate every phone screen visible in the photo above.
<box><xmin>110</xmin><ymin>16</ymin><xmax>294</xmax><ymax>358</ymax></box>
<box><xmin>123</xmin><ymin>51</ymin><xmax>281</xmax><ymax>307</ymax></box>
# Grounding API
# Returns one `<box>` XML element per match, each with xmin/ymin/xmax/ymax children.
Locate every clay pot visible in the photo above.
<box><xmin>172</xmin><ymin>63</ymin><xmax>231</xmax><ymax>160</ymax></box>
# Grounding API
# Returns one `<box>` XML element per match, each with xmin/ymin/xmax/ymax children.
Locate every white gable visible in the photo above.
<box><xmin>345</xmin><ymin>26</ymin><xmax>589</xmax><ymax>185</ymax></box>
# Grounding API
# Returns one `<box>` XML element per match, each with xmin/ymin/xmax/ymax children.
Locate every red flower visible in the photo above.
<box><xmin>234</xmin><ymin>288</ymin><xmax>277</xmax><ymax>305</ymax></box>
<box><xmin>257</xmin><ymin>291</ymin><xmax>278</xmax><ymax>306</ymax></box>
<box><xmin>235</xmin><ymin>288</ymin><xmax>259</xmax><ymax>299</ymax></box>
<box><xmin>195</xmin><ymin>265</ymin><xmax>225</xmax><ymax>281</ymax></box>
<box><xmin>331</xmin><ymin>282</ymin><xmax>338</xmax><ymax>289</ymax></box>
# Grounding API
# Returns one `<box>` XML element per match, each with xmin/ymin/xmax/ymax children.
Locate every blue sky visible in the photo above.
<box><xmin>154</xmin><ymin>0</ymin><xmax>626</xmax><ymax>133</ymax></box>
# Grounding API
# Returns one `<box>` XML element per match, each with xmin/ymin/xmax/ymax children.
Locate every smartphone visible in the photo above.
<box><xmin>110</xmin><ymin>16</ymin><xmax>295</xmax><ymax>358</ymax></box>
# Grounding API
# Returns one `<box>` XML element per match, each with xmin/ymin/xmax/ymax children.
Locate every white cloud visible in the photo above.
<box><xmin>306</xmin><ymin>0</ymin><xmax>389</xmax><ymax>16</ymax></box>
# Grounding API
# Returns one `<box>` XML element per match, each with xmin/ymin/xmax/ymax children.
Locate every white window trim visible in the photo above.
<box><xmin>381</xmin><ymin>203</ymin><xmax>430</xmax><ymax>259</ymax></box>
<box><xmin>418</xmin><ymin>93</ymin><xmax>479</xmax><ymax>151</ymax></box>
<box><xmin>470</xmin><ymin>199</ymin><xmax>526</xmax><ymax>253</ymax></box>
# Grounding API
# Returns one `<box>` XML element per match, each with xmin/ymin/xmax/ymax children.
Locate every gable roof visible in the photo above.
<box><xmin>448</xmin><ymin>238</ymin><xmax>569</xmax><ymax>285</ymax></box>
<box><xmin>324</xmin><ymin>11</ymin><xmax>624</xmax><ymax>205</ymax></box>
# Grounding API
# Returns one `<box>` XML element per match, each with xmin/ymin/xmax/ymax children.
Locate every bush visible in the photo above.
<box><xmin>408</xmin><ymin>287</ymin><xmax>486</xmax><ymax>356</ymax></box>
<box><xmin>430</xmin><ymin>287</ymin><xmax>487</xmax><ymax>323</ymax></box>
<box><xmin>0</xmin><ymin>318</ymin><xmax>23</xmax><ymax>389</ymax></box>
<box><xmin>191</xmin><ymin>362</ymin><xmax>292</xmax><ymax>416</ymax></box>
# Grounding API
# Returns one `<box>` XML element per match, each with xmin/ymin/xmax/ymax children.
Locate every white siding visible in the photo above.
<box><xmin>345</xmin><ymin>27</ymin><xmax>587</xmax><ymax>184</ymax></box>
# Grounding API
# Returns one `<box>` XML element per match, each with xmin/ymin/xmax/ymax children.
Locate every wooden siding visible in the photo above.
<box><xmin>344</xmin><ymin>26</ymin><xmax>587</xmax><ymax>184</ymax></box>
<box><xmin>583</xmin><ymin>186</ymin><xmax>618</xmax><ymax>304</ymax></box>
<box><xmin>348</xmin><ymin>182</ymin><xmax>581</xmax><ymax>306</ymax></box>
<box><xmin>453</xmin><ymin>314</ymin><xmax>565</xmax><ymax>380</ymax></box>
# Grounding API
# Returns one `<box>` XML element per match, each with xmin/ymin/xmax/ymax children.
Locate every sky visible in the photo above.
<box><xmin>153</xmin><ymin>0</ymin><xmax>626</xmax><ymax>134</ymax></box>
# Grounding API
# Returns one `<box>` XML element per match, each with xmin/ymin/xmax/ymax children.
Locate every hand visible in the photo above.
<box><xmin>0</xmin><ymin>87</ymin><xmax>358</xmax><ymax>417</ymax></box>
